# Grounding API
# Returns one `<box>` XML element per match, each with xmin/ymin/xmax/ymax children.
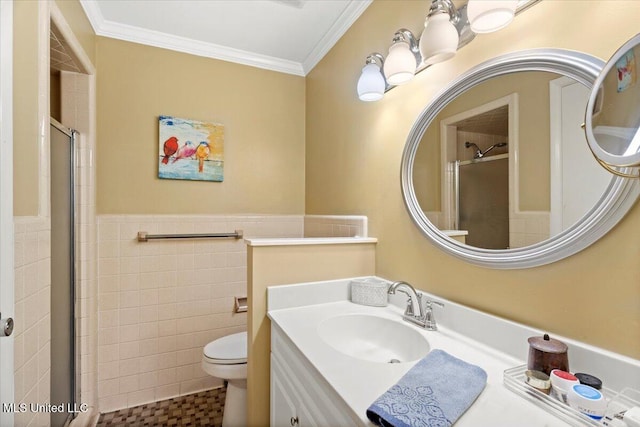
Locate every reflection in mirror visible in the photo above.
<box><xmin>412</xmin><ymin>71</ymin><xmax>611</xmax><ymax>250</ymax></box>
<box><xmin>586</xmin><ymin>33</ymin><xmax>640</xmax><ymax>172</ymax></box>
<box><xmin>402</xmin><ymin>49</ymin><xmax>640</xmax><ymax>268</ymax></box>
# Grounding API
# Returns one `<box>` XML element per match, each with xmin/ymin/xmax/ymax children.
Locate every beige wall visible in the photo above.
<box><xmin>96</xmin><ymin>38</ymin><xmax>306</xmax><ymax>215</ymax></box>
<box><xmin>246</xmin><ymin>242</ymin><xmax>376</xmax><ymax>427</ymax></box>
<box><xmin>13</xmin><ymin>0</ymin><xmax>40</xmax><ymax>216</ymax></box>
<box><xmin>306</xmin><ymin>0</ymin><xmax>640</xmax><ymax>359</ymax></box>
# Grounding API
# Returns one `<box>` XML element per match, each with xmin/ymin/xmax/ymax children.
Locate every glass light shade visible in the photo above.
<box><xmin>419</xmin><ymin>13</ymin><xmax>459</xmax><ymax>65</ymax></box>
<box><xmin>357</xmin><ymin>63</ymin><xmax>385</xmax><ymax>101</ymax></box>
<box><xmin>467</xmin><ymin>0</ymin><xmax>518</xmax><ymax>33</ymax></box>
<box><xmin>383</xmin><ymin>41</ymin><xmax>416</xmax><ymax>85</ymax></box>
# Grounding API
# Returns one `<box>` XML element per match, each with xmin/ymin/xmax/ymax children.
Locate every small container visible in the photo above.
<box><xmin>575</xmin><ymin>372</ymin><xmax>603</xmax><ymax>390</ymax></box>
<box><xmin>550</xmin><ymin>369</ymin><xmax>580</xmax><ymax>403</ymax></box>
<box><xmin>525</xmin><ymin>369</ymin><xmax>551</xmax><ymax>394</ymax></box>
<box><xmin>567</xmin><ymin>384</ymin><xmax>607</xmax><ymax>420</ymax></box>
<box><xmin>527</xmin><ymin>333</ymin><xmax>569</xmax><ymax>375</ymax></box>
<box><xmin>624</xmin><ymin>406</ymin><xmax>640</xmax><ymax>427</ymax></box>
<box><xmin>350</xmin><ymin>278</ymin><xmax>388</xmax><ymax>307</ymax></box>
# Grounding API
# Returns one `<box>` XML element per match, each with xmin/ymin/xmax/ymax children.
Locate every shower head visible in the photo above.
<box><xmin>465</xmin><ymin>141</ymin><xmax>508</xmax><ymax>159</ymax></box>
<box><xmin>465</xmin><ymin>142</ymin><xmax>482</xmax><ymax>159</ymax></box>
<box><xmin>465</xmin><ymin>141</ymin><xmax>478</xmax><ymax>149</ymax></box>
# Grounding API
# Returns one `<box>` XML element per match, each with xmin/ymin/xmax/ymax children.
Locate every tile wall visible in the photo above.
<box><xmin>13</xmin><ymin>217</ymin><xmax>51</xmax><ymax>427</ymax></box>
<box><xmin>96</xmin><ymin>215</ymin><xmax>304</xmax><ymax>412</ymax></box>
<box><xmin>303</xmin><ymin>215</ymin><xmax>367</xmax><ymax>238</ymax></box>
<box><xmin>94</xmin><ymin>214</ymin><xmax>365</xmax><ymax>412</ymax></box>
<box><xmin>509</xmin><ymin>212</ymin><xmax>550</xmax><ymax>248</ymax></box>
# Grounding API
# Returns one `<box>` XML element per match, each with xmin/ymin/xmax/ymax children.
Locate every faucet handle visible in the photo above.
<box><xmin>404</xmin><ymin>297</ymin><xmax>416</xmax><ymax>316</ymax></box>
<box><xmin>425</xmin><ymin>300</ymin><xmax>444</xmax><ymax>309</ymax></box>
<box><xmin>423</xmin><ymin>299</ymin><xmax>444</xmax><ymax>331</ymax></box>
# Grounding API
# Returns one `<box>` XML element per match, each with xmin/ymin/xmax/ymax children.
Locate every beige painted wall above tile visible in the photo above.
<box><xmin>96</xmin><ymin>37</ymin><xmax>306</xmax><ymax>215</ymax></box>
<box><xmin>13</xmin><ymin>0</ymin><xmax>41</xmax><ymax>216</ymax></box>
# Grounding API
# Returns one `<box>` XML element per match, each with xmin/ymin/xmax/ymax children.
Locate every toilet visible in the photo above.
<box><xmin>202</xmin><ymin>331</ymin><xmax>248</xmax><ymax>427</ymax></box>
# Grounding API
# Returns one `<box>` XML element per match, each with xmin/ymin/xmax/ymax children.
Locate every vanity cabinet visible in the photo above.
<box><xmin>270</xmin><ymin>324</ymin><xmax>358</xmax><ymax>427</ymax></box>
<box><xmin>271</xmin><ymin>355</ymin><xmax>321</xmax><ymax>426</ymax></box>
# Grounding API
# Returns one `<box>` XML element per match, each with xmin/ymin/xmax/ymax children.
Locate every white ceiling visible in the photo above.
<box><xmin>80</xmin><ymin>0</ymin><xmax>372</xmax><ymax>76</ymax></box>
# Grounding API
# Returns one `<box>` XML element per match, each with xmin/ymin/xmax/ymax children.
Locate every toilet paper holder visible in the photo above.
<box><xmin>234</xmin><ymin>297</ymin><xmax>248</xmax><ymax>313</ymax></box>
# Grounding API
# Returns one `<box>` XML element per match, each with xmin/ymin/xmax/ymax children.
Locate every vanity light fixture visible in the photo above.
<box><xmin>355</xmin><ymin>0</ymin><xmax>541</xmax><ymax>102</ymax></box>
<box><xmin>467</xmin><ymin>0</ymin><xmax>518</xmax><ymax>33</ymax></box>
<box><xmin>419</xmin><ymin>0</ymin><xmax>460</xmax><ymax>65</ymax></box>
<box><xmin>383</xmin><ymin>29</ymin><xmax>420</xmax><ymax>85</ymax></box>
<box><xmin>357</xmin><ymin>53</ymin><xmax>386</xmax><ymax>102</ymax></box>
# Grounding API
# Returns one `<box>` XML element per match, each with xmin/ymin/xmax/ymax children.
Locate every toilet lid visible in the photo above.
<box><xmin>203</xmin><ymin>331</ymin><xmax>247</xmax><ymax>364</ymax></box>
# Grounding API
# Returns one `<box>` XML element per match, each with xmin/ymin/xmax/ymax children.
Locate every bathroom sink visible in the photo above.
<box><xmin>317</xmin><ymin>314</ymin><xmax>430</xmax><ymax>363</ymax></box>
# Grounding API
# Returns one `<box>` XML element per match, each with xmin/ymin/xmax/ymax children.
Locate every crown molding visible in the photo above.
<box><xmin>80</xmin><ymin>0</ymin><xmax>371</xmax><ymax>76</ymax></box>
<box><xmin>79</xmin><ymin>0</ymin><xmax>304</xmax><ymax>75</ymax></box>
<box><xmin>302</xmin><ymin>0</ymin><xmax>373</xmax><ymax>74</ymax></box>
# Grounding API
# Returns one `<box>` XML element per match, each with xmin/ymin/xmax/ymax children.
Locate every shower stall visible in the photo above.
<box><xmin>50</xmin><ymin>120</ymin><xmax>77</xmax><ymax>427</ymax></box>
<box><xmin>455</xmin><ymin>153</ymin><xmax>509</xmax><ymax>249</ymax></box>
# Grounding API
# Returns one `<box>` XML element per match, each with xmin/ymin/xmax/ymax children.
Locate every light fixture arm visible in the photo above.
<box><xmin>394</xmin><ymin>29</ymin><xmax>419</xmax><ymax>53</ymax></box>
<box><xmin>365</xmin><ymin>52</ymin><xmax>384</xmax><ymax>67</ymax></box>
<box><xmin>428</xmin><ymin>0</ymin><xmax>460</xmax><ymax>26</ymax></box>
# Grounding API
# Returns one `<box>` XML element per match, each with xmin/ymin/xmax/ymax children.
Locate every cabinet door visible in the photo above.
<box><xmin>297</xmin><ymin>400</ymin><xmax>320</xmax><ymax>427</ymax></box>
<box><xmin>271</xmin><ymin>354</ymin><xmax>299</xmax><ymax>427</ymax></box>
<box><xmin>271</xmin><ymin>326</ymin><xmax>359</xmax><ymax>427</ymax></box>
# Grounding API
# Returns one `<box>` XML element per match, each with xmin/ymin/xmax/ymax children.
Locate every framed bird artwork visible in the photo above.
<box><xmin>158</xmin><ymin>115</ymin><xmax>224</xmax><ymax>182</ymax></box>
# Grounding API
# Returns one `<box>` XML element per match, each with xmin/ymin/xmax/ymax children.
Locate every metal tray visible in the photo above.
<box><xmin>503</xmin><ymin>365</ymin><xmax>614</xmax><ymax>426</ymax></box>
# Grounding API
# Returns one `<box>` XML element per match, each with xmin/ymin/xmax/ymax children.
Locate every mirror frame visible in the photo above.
<box><xmin>401</xmin><ymin>49</ymin><xmax>640</xmax><ymax>269</ymax></box>
<box><xmin>585</xmin><ymin>33</ymin><xmax>640</xmax><ymax>169</ymax></box>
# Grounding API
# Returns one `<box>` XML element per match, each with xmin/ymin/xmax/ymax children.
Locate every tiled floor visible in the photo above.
<box><xmin>96</xmin><ymin>387</ymin><xmax>225</xmax><ymax>426</ymax></box>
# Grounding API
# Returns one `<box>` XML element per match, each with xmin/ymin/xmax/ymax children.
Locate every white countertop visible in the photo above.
<box><xmin>441</xmin><ymin>229</ymin><xmax>469</xmax><ymax>237</ymax></box>
<box><xmin>269</xmin><ymin>301</ymin><xmax>568</xmax><ymax>426</ymax></box>
<box><xmin>245</xmin><ymin>237</ymin><xmax>377</xmax><ymax>246</ymax></box>
<box><xmin>267</xmin><ymin>277</ymin><xmax>640</xmax><ymax>426</ymax></box>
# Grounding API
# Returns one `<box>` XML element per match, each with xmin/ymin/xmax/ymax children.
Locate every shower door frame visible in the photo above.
<box><xmin>455</xmin><ymin>153</ymin><xmax>510</xmax><ymax>233</ymax></box>
<box><xmin>49</xmin><ymin>119</ymin><xmax>77</xmax><ymax>426</ymax></box>
<box><xmin>440</xmin><ymin>94</ymin><xmax>518</xmax><ymax>235</ymax></box>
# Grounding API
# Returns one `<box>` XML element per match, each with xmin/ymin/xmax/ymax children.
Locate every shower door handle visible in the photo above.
<box><xmin>0</xmin><ymin>313</ymin><xmax>14</xmax><ymax>337</ymax></box>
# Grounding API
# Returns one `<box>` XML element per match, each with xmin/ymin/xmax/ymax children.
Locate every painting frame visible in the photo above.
<box><xmin>158</xmin><ymin>115</ymin><xmax>224</xmax><ymax>182</ymax></box>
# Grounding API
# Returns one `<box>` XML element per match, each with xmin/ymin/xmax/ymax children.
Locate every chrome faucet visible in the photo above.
<box><xmin>388</xmin><ymin>281</ymin><xmax>444</xmax><ymax>330</ymax></box>
<box><xmin>388</xmin><ymin>281</ymin><xmax>423</xmax><ymax>319</ymax></box>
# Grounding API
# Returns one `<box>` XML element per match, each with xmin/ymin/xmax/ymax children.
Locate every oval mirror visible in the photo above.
<box><xmin>401</xmin><ymin>49</ymin><xmax>640</xmax><ymax>269</ymax></box>
<box><xmin>586</xmin><ymin>33</ymin><xmax>640</xmax><ymax>173</ymax></box>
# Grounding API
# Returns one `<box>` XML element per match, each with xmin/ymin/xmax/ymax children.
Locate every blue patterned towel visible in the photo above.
<box><xmin>366</xmin><ymin>349</ymin><xmax>487</xmax><ymax>427</ymax></box>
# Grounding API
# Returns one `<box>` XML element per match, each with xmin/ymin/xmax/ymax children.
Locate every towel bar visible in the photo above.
<box><xmin>137</xmin><ymin>230</ymin><xmax>243</xmax><ymax>242</ymax></box>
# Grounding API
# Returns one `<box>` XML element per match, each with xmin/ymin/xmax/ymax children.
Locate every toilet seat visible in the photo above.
<box><xmin>203</xmin><ymin>331</ymin><xmax>247</xmax><ymax>365</ymax></box>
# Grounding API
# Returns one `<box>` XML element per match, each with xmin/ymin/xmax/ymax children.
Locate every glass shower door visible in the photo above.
<box><xmin>457</xmin><ymin>156</ymin><xmax>509</xmax><ymax>249</ymax></box>
<box><xmin>50</xmin><ymin>121</ymin><xmax>75</xmax><ymax>427</ymax></box>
